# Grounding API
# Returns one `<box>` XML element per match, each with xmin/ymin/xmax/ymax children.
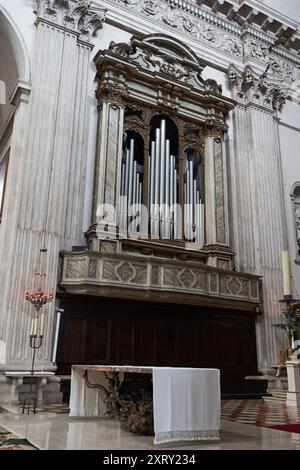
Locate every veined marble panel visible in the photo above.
<box><xmin>61</xmin><ymin>250</ymin><xmax>261</xmax><ymax>307</ymax></box>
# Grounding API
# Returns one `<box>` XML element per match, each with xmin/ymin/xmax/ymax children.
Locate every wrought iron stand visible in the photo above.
<box><xmin>22</xmin><ymin>335</ymin><xmax>43</xmax><ymax>415</ymax></box>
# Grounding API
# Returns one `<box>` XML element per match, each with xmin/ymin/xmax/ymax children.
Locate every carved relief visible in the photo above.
<box><xmin>219</xmin><ymin>276</ymin><xmax>249</xmax><ymax>298</ymax></box>
<box><xmin>204</xmin><ymin>120</ymin><xmax>228</xmax><ymax>139</ymax></box>
<box><xmin>228</xmin><ymin>59</ymin><xmax>297</xmax><ymax>111</ymax></box>
<box><xmin>116</xmin><ymin>262</ymin><xmax>136</xmax><ymax>282</ymax></box>
<box><xmin>244</xmin><ymin>38</ymin><xmax>271</xmax><ymax>61</ymax></box>
<box><xmin>250</xmin><ymin>280</ymin><xmax>259</xmax><ymax>299</ymax></box>
<box><xmin>62</xmin><ymin>253</ymin><xmax>261</xmax><ymax>305</ymax></box>
<box><xmin>108</xmin><ymin>41</ymin><xmax>133</xmax><ymax>57</ymax></box>
<box><xmin>151</xmin><ymin>265</ymin><xmax>160</xmax><ymax>285</ymax></box>
<box><xmin>35</xmin><ymin>0</ymin><xmax>106</xmax><ymax>41</ymax></box>
<box><xmin>178</xmin><ymin>269</ymin><xmax>197</xmax><ymax>288</ymax></box>
<box><xmin>65</xmin><ymin>257</ymin><xmax>86</xmax><ymax>278</ymax></box>
<box><xmin>97</xmin><ymin>79</ymin><xmax>129</xmax><ymax>108</ymax></box>
<box><xmin>102</xmin><ymin>260</ymin><xmax>147</xmax><ymax>284</ymax></box>
<box><xmin>205</xmin><ymin>79</ymin><xmax>222</xmax><ymax>95</ymax></box>
<box><xmin>88</xmin><ymin>258</ymin><xmax>97</xmax><ymax>279</ymax></box>
<box><xmin>113</xmin><ymin>0</ymin><xmax>243</xmax><ymax>59</ymax></box>
<box><xmin>209</xmin><ymin>273</ymin><xmax>218</xmax><ymax>293</ymax></box>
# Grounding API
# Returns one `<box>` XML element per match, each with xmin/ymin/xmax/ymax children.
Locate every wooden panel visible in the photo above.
<box><xmin>86</xmin><ymin>315</ymin><xmax>112</xmax><ymax>363</ymax></box>
<box><xmin>57</xmin><ymin>297</ymin><xmax>258</xmax><ymax>380</ymax></box>
<box><xmin>135</xmin><ymin>320</ymin><xmax>157</xmax><ymax>365</ymax></box>
<box><xmin>116</xmin><ymin>318</ymin><xmax>134</xmax><ymax>364</ymax></box>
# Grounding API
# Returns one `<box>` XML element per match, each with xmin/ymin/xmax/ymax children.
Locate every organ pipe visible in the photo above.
<box><xmin>119</xmin><ymin>121</ymin><xmax>203</xmax><ymax>243</ymax></box>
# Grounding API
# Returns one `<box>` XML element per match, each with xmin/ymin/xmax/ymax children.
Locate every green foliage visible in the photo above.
<box><xmin>272</xmin><ymin>302</ymin><xmax>300</xmax><ymax>347</ymax></box>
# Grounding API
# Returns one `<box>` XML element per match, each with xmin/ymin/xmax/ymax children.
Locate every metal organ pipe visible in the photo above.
<box><xmin>148</xmin><ymin>120</ymin><xmax>179</xmax><ymax>239</ymax></box>
<box><xmin>119</xmin><ymin>137</ymin><xmax>143</xmax><ymax>233</ymax></box>
<box><xmin>121</xmin><ymin>120</ymin><xmax>191</xmax><ymax>241</ymax></box>
<box><xmin>184</xmin><ymin>151</ymin><xmax>202</xmax><ymax>242</ymax></box>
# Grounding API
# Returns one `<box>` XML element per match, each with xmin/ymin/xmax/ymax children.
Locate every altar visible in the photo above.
<box><xmin>69</xmin><ymin>365</ymin><xmax>220</xmax><ymax>445</ymax></box>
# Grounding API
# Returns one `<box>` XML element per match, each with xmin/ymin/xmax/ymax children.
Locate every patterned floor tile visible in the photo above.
<box><xmin>221</xmin><ymin>399</ymin><xmax>300</xmax><ymax>427</ymax></box>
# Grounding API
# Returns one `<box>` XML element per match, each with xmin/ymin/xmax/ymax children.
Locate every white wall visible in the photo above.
<box><xmin>0</xmin><ymin>0</ymin><xmax>35</xmax><ymax>55</ymax></box>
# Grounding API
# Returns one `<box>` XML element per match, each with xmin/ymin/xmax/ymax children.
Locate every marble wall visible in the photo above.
<box><xmin>0</xmin><ymin>0</ymin><xmax>299</xmax><ymax>381</ymax></box>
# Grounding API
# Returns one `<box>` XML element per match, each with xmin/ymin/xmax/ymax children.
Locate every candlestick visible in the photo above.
<box><xmin>282</xmin><ymin>250</ymin><xmax>292</xmax><ymax>297</ymax></box>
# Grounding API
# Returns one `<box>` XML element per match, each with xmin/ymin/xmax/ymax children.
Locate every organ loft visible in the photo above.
<box><xmin>59</xmin><ymin>34</ymin><xmax>261</xmax><ymax>386</ymax></box>
<box><xmin>87</xmin><ymin>34</ymin><xmax>232</xmax><ymax>263</ymax></box>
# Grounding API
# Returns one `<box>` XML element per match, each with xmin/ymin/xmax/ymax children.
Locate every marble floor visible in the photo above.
<box><xmin>0</xmin><ymin>403</ymin><xmax>300</xmax><ymax>450</ymax></box>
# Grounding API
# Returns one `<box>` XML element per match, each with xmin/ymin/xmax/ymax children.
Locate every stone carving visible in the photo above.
<box><xmin>209</xmin><ymin>273</ymin><xmax>218</xmax><ymax>293</ymax></box>
<box><xmin>61</xmin><ymin>252</ymin><xmax>261</xmax><ymax>304</ymax></box>
<box><xmin>228</xmin><ymin>60</ymin><xmax>297</xmax><ymax>111</ymax></box>
<box><xmin>205</xmin><ymin>79</ymin><xmax>222</xmax><ymax>95</ymax></box>
<box><xmin>295</xmin><ymin>206</ymin><xmax>300</xmax><ymax>247</ymax></box>
<box><xmin>244</xmin><ymin>38</ymin><xmax>271</xmax><ymax>61</ymax></box>
<box><xmin>250</xmin><ymin>280</ymin><xmax>259</xmax><ymax>299</ymax></box>
<box><xmin>159</xmin><ymin>61</ymin><xmax>192</xmax><ymax>82</ymax></box>
<box><xmin>184</xmin><ymin>124</ymin><xmax>205</xmax><ymax>149</ymax></box>
<box><xmin>35</xmin><ymin>0</ymin><xmax>106</xmax><ymax>41</ymax></box>
<box><xmin>178</xmin><ymin>269</ymin><xmax>197</xmax><ymax>288</ymax></box>
<box><xmin>204</xmin><ymin>119</ymin><xmax>228</xmax><ymax>139</ymax></box>
<box><xmin>151</xmin><ymin>266</ymin><xmax>160</xmax><ymax>285</ymax></box>
<box><xmin>97</xmin><ymin>79</ymin><xmax>129</xmax><ymax>108</ymax></box>
<box><xmin>116</xmin><ymin>262</ymin><xmax>136</xmax><ymax>282</ymax></box>
<box><xmin>142</xmin><ymin>0</ymin><xmax>158</xmax><ymax>16</ymax></box>
<box><xmin>65</xmin><ymin>257</ymin><xmax>86</xmax><ymax>278</ymax></box>
<box><xmin>105</xmin><ymin>37</ymin><xmax>208</xmax><ymax>92</ymax></box>
<box><xmin>112</xmin><ymin>0</ymin><xmax>243</xmax><ymax>59</ymax></box>
<box><xmin>219</xmin><ymin>276</ymin><xmax>249</xmax><ymax>297</ymax></box>
<box><xmin>227</xmin><ymin>277</ymin><xmax>243</xmax><ymax>296</ymax></box>
<box><xmin>112</xmin><ymin>0</ymin><xmax>300</xmax><ymax>71</ymax></box>
<box><xmin>108</xmin><ymin>41</ymin><xmax>133</xmax><ymax>57</ymax></box>
<box><xmin>88</xmin><ymin>258</ymin><xmax>97</xmax><ymax>278</ymax></box>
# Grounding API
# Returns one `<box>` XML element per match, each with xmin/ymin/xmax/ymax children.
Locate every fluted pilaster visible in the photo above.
<box><xmin>0</xmin><ymin>4</ymin><xmax>105</xmax><ymax>370</ymax></box>
<box><xmin>230</xmin><ymin>102</ymin><xmax>287</xmax><ymax>371</ymax></box>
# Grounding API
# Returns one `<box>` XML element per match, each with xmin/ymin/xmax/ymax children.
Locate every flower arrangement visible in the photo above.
<box><xmin>273</xmin><ymin>302</ymin><xmax>300</xmax><ymax>348</ymax></box>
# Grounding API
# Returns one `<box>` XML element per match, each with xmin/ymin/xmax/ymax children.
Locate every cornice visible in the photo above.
<box><xmin>97</xmin><ymin>0</ymin><xmax>300</xmax><ymax>68</ymax></box>
<box><xmin>35</xmin><ymin>0</ymin><xmax>106</xmax><ymax>42</ymax></box>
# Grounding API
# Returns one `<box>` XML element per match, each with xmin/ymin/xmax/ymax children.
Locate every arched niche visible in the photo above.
<box><xmin>0</xmin><ymin>5</ymin><xmax>31</xmax><ymax>134</ymax></box>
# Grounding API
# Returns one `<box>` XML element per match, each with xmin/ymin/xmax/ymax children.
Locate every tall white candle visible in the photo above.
<box><xmin>33</xmin><ymin>318</ymin><xmax>38</xmax><ymax>336</ymax></box>
<box><xmin>282</xmin><ymin>250</ymin><xmax>292</xmax><ymax>297</ymax></box>
<box><xmin>30</xmin><ymin>318</ymin><xmax>35</xmax><ymax>336</ymax></box>
<box><xmin>39</xmin><ymin>313</ymin><xmax>45</xmax><ymax>337</ymax></box>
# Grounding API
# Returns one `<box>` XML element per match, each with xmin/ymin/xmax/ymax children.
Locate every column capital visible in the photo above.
<box><xmin>228</xmin><ymin>58</ymin><xmax>297</xmax><ymax>112</ymax></box>
<box><xmin>96</xmin><ymin>78</ymin><xmax>129</xmax><ymax>109</ymax></box>
<box><xmin>34</xmin><ymin>0</ymin><xmax>106</xmax><ymax>42</ymax></box>
<box><xmin>204</xmin><ymin>119</ymin><xmax>228</xmax><ymax>141</ymax></box>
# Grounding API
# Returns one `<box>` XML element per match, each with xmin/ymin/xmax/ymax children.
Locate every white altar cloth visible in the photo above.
<box><xmin>69</xmin><ymin>365</ymin><xmax>220</xmax><ymax>445</ymax></box>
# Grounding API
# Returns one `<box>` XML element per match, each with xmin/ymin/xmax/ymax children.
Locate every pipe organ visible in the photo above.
<box><xmin>119</xmin><ymin>118</ymin><xmax>203</xmax><ymax>244</ymax></box>
<box><xmin>184</xmin><ymin>151</ymin><xmax>203</xmax><ymax>244</ymax></box>
<box><xmin>119</xmin><ymin>138</ymin><xmax>143</xmax><ymax>233</ymax></box>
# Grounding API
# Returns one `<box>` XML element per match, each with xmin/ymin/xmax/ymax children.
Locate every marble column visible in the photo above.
<box><xmin>204</xmin><ymin>127</ymin><xmax>230</xmax><ymax>268</ymax></box>
<box><xmin>0</xmin><ymin>1</ymin><xmax>105</xmax><ymax>371</ymax></box>
<box><xmin>228</xmin><ymin>64</ymin><xmax>288</xmax><ymax>371</ymax></box>
<box><xmin>88</xmin><ymin>69</ymin><xmax>128</xmax><ymax>248</ymax></box>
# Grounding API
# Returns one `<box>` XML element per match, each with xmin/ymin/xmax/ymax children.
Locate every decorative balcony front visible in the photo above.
<box><xmin>60</xmin><ymin>249</ymin><xmax>261</xmax><ymax>312</ymax></box>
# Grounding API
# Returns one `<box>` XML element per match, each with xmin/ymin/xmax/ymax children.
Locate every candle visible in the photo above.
<box><xmin>39</xmin><ymin>313</ymin><xmax>45</xmax><ymax>337</ymax></box>
<box><xmin>33</xmin><ymin>318</ymin><xmax>38</xmax><ymax>336</ymax></box>
<box><xmin>30</xmin><ymin>318</ymin><xmax>35</xmax><ymax>336</ymax></box>
<box><xmin>282</xmin><ymin>250</ymin><xmax>292</xmax><ymax>297</ymax></box>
